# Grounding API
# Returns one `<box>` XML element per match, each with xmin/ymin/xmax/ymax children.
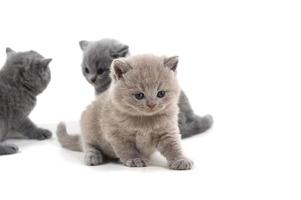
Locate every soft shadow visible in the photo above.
<box><xmin>57</xmin><ymin>147</ymin><xmax>170</xmax><ymax>172</ymax></box>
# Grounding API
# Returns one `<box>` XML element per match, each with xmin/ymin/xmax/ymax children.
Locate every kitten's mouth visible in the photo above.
<box><xmin>129</xmin><ymin>105</ymin><xmax>158</xmax><ymax>116</ymax></box>
<box><xmin>124</xmin><ymin>102</ymin><xmax>164</xmax><ymax>116</ymax></box>
<box><xmin>144</xmin><ymin>107</ymin><xmax>163</xmax><ymax>115</ymax></box>
<box><xmin>92</xmin><ymin>77</ymin><xmax>111</xmax><ymax>87</ymax></box>
<box><xmin>147</xmin><ymin>108</ymin><xmax>157</xmax><ymax>112</ymax></box>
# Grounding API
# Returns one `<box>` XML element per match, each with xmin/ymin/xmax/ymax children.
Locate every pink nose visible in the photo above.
<box><xmin>147</xmin><ymin>103</ymin><xmax>156</xmax><ymax>109</ymax></box>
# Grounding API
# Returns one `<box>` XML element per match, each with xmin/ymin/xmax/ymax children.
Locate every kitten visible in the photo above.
<box><xmin>79</xmin><ymin>39</ymin><xmax>213</xmax><ymax>139</ymax></box>
<box><xmin>0</xmin><ymin>48</ymin><xmax>52</xmax><ymax>155</ymax></box>
<box><xmin>79</xmin><ymin>39</ymin><xmax>129</xmax><ymax>94</ymax></box>
<box><xmin>57</xmin><ymin>55</ymin><xmax>193</xmax><ymax>170</ymax></box>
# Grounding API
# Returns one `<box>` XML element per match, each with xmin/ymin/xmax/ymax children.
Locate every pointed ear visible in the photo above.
<box><xmin>41</xmin><ymin>58</ymin><xmax>52</xmax><ymax>66</ymax></box>
<box><xmin>111</xmin><ymin>58</ymin><xmax>132</xmax><ymax>80</ymax></box>
<box><xmin>79</xmin><ymin>40</ymin><xmax>89</xmax><ymax>51</ymax></box>
<box><xmin>164</xmin><ymin>56</ymin><xmax>179</xmax><ymax>71</ymax></box>
<box><xmin>40</xmin><ymin>58</ymin><xmax>52</xmax><ymax>70</ymax></box>
<box><xmin>111</xmin><ymin>45</ymin><xmax>129</xmax><ymax>59</ymax></box>
<box><xmin>6</xmin><ymin>47</ymin><xmax>15</xmax><ymax>55</ymax></box>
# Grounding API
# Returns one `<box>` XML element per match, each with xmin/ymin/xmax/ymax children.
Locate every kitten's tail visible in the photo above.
<box><xmin>56</xmin><ymin>122</ymin><xmax>82</xmax><ymax>152</ymax></box>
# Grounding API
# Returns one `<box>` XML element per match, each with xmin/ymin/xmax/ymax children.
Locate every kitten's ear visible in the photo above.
<box><xmin>41</xmin><ymin>58</ymin><xmax>52</xmax><ymax>67</ymax></box>
<box><xmin>112</xmin><ymin>58</ymin><xmax>132</xmax><ymax>80</ymax></box>
<box><xmin>6</xmin><ymin>47</ymin><xmax>15</xmax><ymax>55</ymax></box>
<box><xmin>79</xmin><ymin>40</ymin><xmax>89</xmax><ymax>51</ymax></box>
<box><xmin>164</xmin><ymin>56</ymin><xmax>179</xmax><ymax>71</ymax></box>
<box><xmin>111</xmin><ymin>45</ymin><xmax>129</xmax><ymax>59</ymax></box>
<box><xmin>40</xmin><ymin>58</ymin><xmax>52</xmax><ymax>70</ymax></box>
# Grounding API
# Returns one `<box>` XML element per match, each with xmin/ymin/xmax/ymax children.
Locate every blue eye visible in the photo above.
<box><xmin>134</xmin><ymin>92</ymin><xmax>145</xmax><ymax>100</ymax></box>
<box><xmin>157</xmin><ymin>91</ymin><xmax>166</xmax><ymax>98</ymax></box>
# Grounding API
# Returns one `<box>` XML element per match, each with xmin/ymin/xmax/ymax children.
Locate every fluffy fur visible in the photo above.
<box><xmin>57</xmin><ymin>55</ymin><xmax>193</xmax><ymax>170</ymax></box>
<box><xmin>0</xmin><ymin>48</ymin><xmax>52</xmax><ymax>155</ymax></box>
<box><xmin>79</xmin><ymin>39</ymin><xmax>213</xmax><ymax>138</ymax></box>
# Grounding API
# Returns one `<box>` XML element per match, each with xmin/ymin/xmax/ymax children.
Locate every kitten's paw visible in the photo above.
<box><xmin>84</xmin><ymin>152</ymin><xmax>104</xmax><ymax>166</ymax></box>
<box><xmin>199</xmin><ymin>114</ymin><xmax>213</xmax><ymax>131</ymax></box>
<box><xmin>124</xmin><ymin>158</ymin><xmax>150</xmax><ymax>167</ymax></box>
<box><xmin>0</xmin><ymin>144</ymin><xmax>19</xmax><ymax>155</ymax></box>
<box><xmin>32</xmin><ymin>129</ymin><xmax>52</xmax><ymax>140</ymax></box>
<box><xmin>168</xmin><ymin>157</ymin><xmax>193</xmax><ymax>170</ymax></box>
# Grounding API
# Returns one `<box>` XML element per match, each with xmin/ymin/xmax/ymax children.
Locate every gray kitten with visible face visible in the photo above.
<box><xmin>79</xmin><ymin>39</ymin><xmax>213</xmax><ymax>138</ymax></box>
<box><xmin>57</xmin><ymin>55</ymin><xmax>193</xmax><ymax>170</ymax></box>
<box><xmin>79</xmin><ymin>39</ymin><xmax>129</xmax><ymax>94</ymax></box>
<box><xmin>0</xmin><ymin>48</ymin><xmax>52</xmax><ymax>155</ymax></box>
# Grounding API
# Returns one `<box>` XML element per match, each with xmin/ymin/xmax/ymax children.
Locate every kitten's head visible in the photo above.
<box><xmin>110</xmin><ymin>54</ymin><xmax>180</xmax><ymax>116</ymax></box>
<box><xmin>4</xmin><ymin>47</ymin><xmax>52</xmax><ymax>94</ymax></box>
<box><xmin>79</xmin><ymin>39</ymin><xmax>129</xmax><ymax>92</ymax></box>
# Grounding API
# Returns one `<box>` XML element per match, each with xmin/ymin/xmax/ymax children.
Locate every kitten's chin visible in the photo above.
<box><xmin>94</xmin><ymin>78</ymin><xmax>111</xmax><ymax>91</ymax></box>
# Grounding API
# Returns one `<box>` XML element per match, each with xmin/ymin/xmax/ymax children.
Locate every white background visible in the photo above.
<box><xmin>0</xmin><ymin>0</ymin><xmax>300</xmax><ymax>199</ymax></box>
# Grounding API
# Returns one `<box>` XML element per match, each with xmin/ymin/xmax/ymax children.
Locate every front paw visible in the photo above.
<box><xmin>124</xmin><ymin>157</ymin><xmax>150</xmax><ymax>167</ymax></box>
<box><xmin>32</xmin><ymin>128</ymin><xmax>52</xmax><ymax>140</ymax></box>
<box><xmin>0</xmin><ymin>144</ymin><xmax>19</xmax><ymax>155</ymax></box>
<box><xmin>168</xmin><ymin>157</ymin><xmax>193</xmax><ymax>170</ymax></box>
<box><xmin>84</xmin><ymin>151</ymin><xmax>104</xmax><ymax>166</ymax></box>
<box><xmin>198</xmin><ymin>114</ymin><xmax>213</xmax><ymax>131</ymax></box>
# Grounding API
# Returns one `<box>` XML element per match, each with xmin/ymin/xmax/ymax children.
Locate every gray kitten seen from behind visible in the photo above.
<box><xmin>79</xmin><ymin>39</ymin><xmax>213</xmax><ymax>138</ymax></box>
<box><xmin>0</xmin><ymin>48</ymin><xmax>52</xmax><ymax>155</ymax></box>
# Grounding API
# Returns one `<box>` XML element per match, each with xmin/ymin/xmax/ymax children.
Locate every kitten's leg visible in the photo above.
<box><xmin>83</xmin><ymin>143</ymin><xmax>104</xmax><ymax>166</ymax></box>
<box><xmin>156</xmin><ymin>133</ymin><xmax>193</xmax><ymax>170</ymax></box>
<box><xmin>0</xmin><ymin>143</ymin><xmax>19</xmax><ymax>155</ymax></box>
<box><xmin>0</xmin><ymin>121</ymin><xmax>18</xmax><ymax>155</ymax></box>
<box><xmin>14</xmin><ymin>118</ymin><xmax>52</xmax><ymax>140</ymax></box>
<box><xmin>179</xmin><ymin>115</ymin><xmax>213</xmax><ymax>139</ymax></box>
<box><xmin>109</xmin><ymin>135</ymin><xmax>150</xmax><ymax>167</ymax></box>
<box><xmin>178</xmin><ymin>91</ymin><xmax>213</xmax><ymax>138</ymax></box>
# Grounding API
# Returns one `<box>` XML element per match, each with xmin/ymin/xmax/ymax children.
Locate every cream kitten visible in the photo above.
<box><xmin>57</xmin><ymin>55</ymin><xmax>193</xmax><ymax>170</ymax></box>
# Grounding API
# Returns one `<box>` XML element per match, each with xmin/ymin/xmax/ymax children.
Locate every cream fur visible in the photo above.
<box><xmin>57</xmin><ymin>54</ymin><xmax>193</xmax><ymax>170</ymax></box>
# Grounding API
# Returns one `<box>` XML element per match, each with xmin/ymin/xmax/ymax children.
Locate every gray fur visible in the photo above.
<box><xmin>178</xmin><ymin>92</ymin><xmax>213</xmax><ymax>138</ymax></box>
<box><xmin>79</xmin><ymin>39</ymin><xmax>213</xmax><ymax>138</ymax></box>
<box><xmin>80</xmin><ymin>39</ymin><xmax>129</xmax><ymax>94</ymax></box>
<box><xmin>0</xmin><ymin>48</ymin><xmax>52</xmax><ymax>155</ymax></box>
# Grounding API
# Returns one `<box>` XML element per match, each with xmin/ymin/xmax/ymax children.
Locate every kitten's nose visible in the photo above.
<box><xmin>147</xmin><ymin>103</ymin><xmax>157</xmax><ymax>110</ymax></box>
<box><xmin>91</xmin><ymin>77</ymin><xmax>96</xmax><ymax>83</ymax></box>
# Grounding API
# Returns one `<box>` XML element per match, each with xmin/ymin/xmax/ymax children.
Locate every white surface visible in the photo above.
<box><xmin>0</xmin><ymin>0</ymin><xmax>301</xmax><ymax>199</ymax></box>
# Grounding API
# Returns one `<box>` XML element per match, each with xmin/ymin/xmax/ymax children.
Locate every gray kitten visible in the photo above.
<box><xmin>79</xmin><ymin>39</ymin><xmax>129</xmax><ymax>94</ymax></box>
<box><xmin>79</xmin><ymin>39</ymin><xmax>213</xmax><ymax>138</ymax></box>
<box><xmin>0</xmin><ymin>48</ymin><xmax>52</xmax><ymax>155</ymax></box>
